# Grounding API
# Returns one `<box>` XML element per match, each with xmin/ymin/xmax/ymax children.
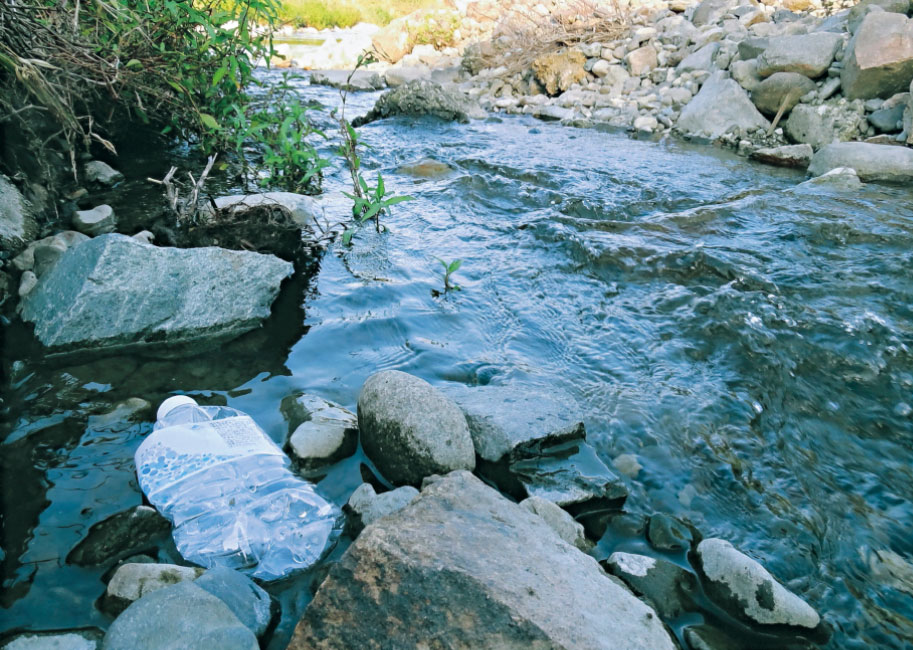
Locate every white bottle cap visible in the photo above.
<box><xmin>157</xmin><ymin>395</ymin><xmax>199</xmax><ymax>421</ymax></box>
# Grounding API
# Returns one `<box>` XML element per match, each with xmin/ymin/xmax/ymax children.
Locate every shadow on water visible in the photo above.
<box><xmin>2</xmin><ymin>69</ymin><xmax>913</xmax><ymax>649</ymax></box>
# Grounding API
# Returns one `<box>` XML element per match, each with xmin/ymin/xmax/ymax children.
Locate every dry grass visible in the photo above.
<box><xmin>276</xmin><ymin>0</ymin><xmax>446</xmax><ymax>28</ymax></box>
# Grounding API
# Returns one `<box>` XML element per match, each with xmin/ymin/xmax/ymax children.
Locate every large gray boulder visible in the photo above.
<box><xmin>785</xmin><ymin>101</ymin><xmax>866</xmax><ymax>148</ymax></box>
<box><xmin>0</xmin><ymin>174</ymin><xmax>37</xmax><ymax>255</ymax></box>
<box><xmin>756</xmin><ymin>33</ymin><xmax>844</xmax><ymax>78</ymax></box>
<box><xmin>696</xmin><ymin>538</ymin><xmax>823</xmax><ymax>633</ymax></box>
<box><xmin>101</xmin><ymin>581</ymin><xmax>258</xmax><ymax>650</ymax></box>
<box><xmin>289</xmin><ymin>471</ymin><xmax>677</xmax><ymax>650</ymax></box>
<box><xmin>677</xmin><ymin>73</ymin><xmax>771</xmax><ymax>139</ymax></box>
<box><xmin>848</xmin><ymin>0</ymin><xmax>911</xmax><ymax>33</ymax></box>
<box><xmin>352</xmin><ymin>80</ymin><xmax>485</xmax><ymax>127</ymax></box>
<box><xmin>808</xmin><ymin>142</ymin><xmax>913</xmax><ymax>182</ymax></box>
<box><xmin>751</xmin><ymin>72</ymin><xmax>817</xmax><ymax>116</ymax></box>
<box><xmin>357</xmin><ymin>371</ymin><xmax>475</xmax><ymax>485</ymax></box>
<box><xmin>841</xmin><ymin>12</ymin><xmax>913</xmax><ymax>100</ymax></box>
<box><xmin>19</xmin><ymin>234</ymin><xmax>292</xmax><ymax>355</ymax></box>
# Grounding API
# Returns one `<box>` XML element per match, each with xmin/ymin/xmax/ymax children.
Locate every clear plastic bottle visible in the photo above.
<box><xmin>135</xmin><ymin>395</ymin><xmax>342</xmax><ymax>580</ymax></box>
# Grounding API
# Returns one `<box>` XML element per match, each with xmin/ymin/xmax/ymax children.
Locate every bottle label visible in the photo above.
<box><xmin>135</xmin><ymin>416</ymin><xmax>284</xmax><ymax>498</ymax></box>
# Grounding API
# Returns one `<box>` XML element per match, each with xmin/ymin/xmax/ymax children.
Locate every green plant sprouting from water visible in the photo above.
<box><xmin>436</xmin><ymin>258</ymin><xmax>463</xmax><ymax>293</ymax></box>
<box><xmin>335</xmin><ymin>51</ymin><xmax>414</xmax><ymax>245</ymax></box>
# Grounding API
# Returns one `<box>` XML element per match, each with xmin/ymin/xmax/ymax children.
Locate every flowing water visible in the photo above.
<box><xmin>2</xmin><ymin>70</ymin><xmax>913</xmax><ymax>648</ymax></box>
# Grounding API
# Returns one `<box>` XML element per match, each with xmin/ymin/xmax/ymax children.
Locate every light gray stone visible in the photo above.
<box><xmin>868</xmin><ymin>103</ymin><xmax>906</xmax><ymax>131</ymax></box>
<box><xmin>731</xmin><ymin>58</ymin><xmax>763</xmax><ymax>92</ymax></box>
<box><xmin>289</xmin><ymin>471</ymin><xmax>676</xmax><ymax>650</ymax></box>
<box><xmin>520</xmin><ymin>495</ymin><xmax>589</xmax><ymax>550</ymax></box>
<box><xmin>841</xmin><ymin>12</ymin><xmax>913</xmax><ymax>100</ymax></box>
<box><xmin>384</xmin><ymin>65</ymin><xmax>431</xmax><ymax>87</ymax></box>
<box><xmin>20</xmin><ymin>234</ymin><xmax>292</xmax><ymax>355</ymax></box>
<box><xmin>757</xmin><ymin>33</ymin><xmax>844</xmax><ymax>78</ymax></box>
<box><xmin>697</xmin><ymin>538</ymin><xmax>821</xmax><ymax>630</ymax></box>
<box><xmin>738</xmin><ymin>38</ymin><xmax>769</xmax><ymax>60</ymax></box>
<box><xmin>18</xmin><ymin>270</ymin><xmax>38</xmax><ymax>297</ymax></box>
<box><xmin>310</xmin><ymin>69</ymin><xmax>385</xmax><ymax>91</ymax></box>
<box><xmin>677</xmin><ymin>43</ymin><xmax>720</xmax><ymax>73</ymax></box>
<box><xmin>345</xmin><ymin>482</ymin><xmax>420</xmax><ymax>534</ymax></box>
<box><xmin>0</xmin><ymin>174</ymin><xmax>36</xmax><ymax>254</ymax></box>
<box><xmin>84</xmin><ymin>160</ymin><xmax>124</xmax><ymax>186</ymax></box>
<box><xmin>785</xmin><ymin>101</ymin><xmax>866</xmax><ymax>148</ymax></box>
<box><xmin>209</xmin><ymin>192</ymin><xmax>325</xmax><ymax>229</ymax></box>
<box><xmin>194</xmin><ymin>567</ymin><xmax>273</xmax><ymax>638</ymax></box>
<box><xmin>751</xmin><ymin>72</ymin><xmax>817</xmax><ymax>116</ymax></box>
<box><xmin>357</xmin><ymin>370</ymin><xmax>475</xmax><ymax>486</ymax></box>
<box><xmin>282</xmin><ymin>393</ymin><xmax>358</xmax><ymax>470</ymax></box>
<box><xmin>11</xmin><ymin>231</ymin><xmax>88</xmax><ymax>272</ymax></box>
<box><xmin>802</xmin><ymin>166</ymin><xmax>864</xmax><ymax>189</ymax></box>
<box><xmin>103</xmin><ymin>563</ymin><xmax>204</xmax><ymax>615</ymax></box>
<box><xmin>692</xmin><ymin>0</ymin><xmax>739</xmax><ymax>27</ymax></box>
<box><xmin>808</xmin><ymin>141</ymin><xmax>913</xmax><ymax>182</ymax></box>
<box><xmin>101</xmin><ymin>581</ymin><xmax>257</xmax><ymax>650</ymax></box>
<box><xmin>677</xmin><ymin>72</ymin><xmax>771</xmax><ymax>139</ymax></box>
<box><xmin>73</xmin><ymin>204</ymin><xmax>116</xmax><ymax>236</ymax></box>
<box><xmin>750</xmin><ymin>143</ymin><xmax>814</xmax><ymax>168</ymax></box>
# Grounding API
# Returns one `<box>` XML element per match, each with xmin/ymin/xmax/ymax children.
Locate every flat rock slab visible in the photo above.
<box><xmin>756</xmin><ymin>33</ymin><xmax>844</xmax><ymax>78</ymax></box>
<box><xmin>20</xmin><ymin>234</ymin><xmax>292</xmax><ymax>356</ymax></box>
<box><xmin>290</xmin><ymin>471</ymin><xmax>676</xmax><ymax>650</ymax></box>
<box><xmin>808</xmin><ymin>141</ymin><xmax>913</xmax><ymax>182</ymax></box>
<box><xmin>750</xmin><ymin>144</ymin><xmax>814</xmax><ymax>168</ymax></box>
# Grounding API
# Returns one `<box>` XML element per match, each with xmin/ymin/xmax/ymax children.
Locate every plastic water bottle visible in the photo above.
<box><xmin>134</xmin><ymin>396</ymin><xmax>342</xmax><ymax>580</ymax></box>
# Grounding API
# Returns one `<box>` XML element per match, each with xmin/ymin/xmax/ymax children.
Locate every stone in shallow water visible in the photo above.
<box><xmin>2</xmin><ymin>631</ymin><xmax>102</xmax><ymax>650</ymax></box>
<box><xmin>194</xmin><ymin>567</ymin><xmax>274</xmax><ymax>639</ymax></box>
<box><xmin>357</xmin><ymin>370</ymin><xmax>475</xmax><ymax>486</ymax></box>
<box><xmin>67</xmin><ymin>505</ymin><xmax>170</xmax><ymax>566</ymax></box>
<box><xmin>352</xmin><ymin>80</ymin><xmax>485</xmax><ymax>127</ymax></box>
<box><xmin>696</xmin><ymin>538</ymin><xmax>823</xmax><ymax>633</ymax></box>
<box><xmin>808</xmin><ymin>142</ymin><xmax>913</xmax><ymax>182</ymax></box>
<box><xmin>101</xmin><ymin>581</ymin><xmax>257</xmax><ymax>650</ymax></box>
<box><xmin>103</xmin><ymin>563</ymin><xmax>204</xmax><ymax>616</ymax></box>
<box><xmin>606</xmin><ymin>552</ymin><xmax>698</xmax><ymax>619</ymax></box>
<box><xmin>647</xmin><ymin>513</ymin><xmax>694</xmax><ymax>551</ymax></box>
<box><xmin>20</xmin><ymin>234</ymin><xmax>293</xmax><ymax>356</ymax></box>
<box><xmin>281</xmin><ymin>393</ymin><xmax>358</xmax><ymax>471</ymax></box>
<box><xmin>289</xmin><ymin>471</ymin><xmax>676</xmax><ymax>650</ymax></box>
<box><xmin>749</xmin><ymin>144</ymin><xmax>813</xmax><ymax>168</ymax></box>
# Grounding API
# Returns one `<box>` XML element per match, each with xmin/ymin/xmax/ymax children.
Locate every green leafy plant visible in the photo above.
<box><xmin>335</xmin><ymin>51</ymin><xmax>414</xmax><ymax>244</ymax></box>
<box><xmin>435</xmin><ymin>258</ymin><xmax>463</xmax><ymax>294</ymax></box>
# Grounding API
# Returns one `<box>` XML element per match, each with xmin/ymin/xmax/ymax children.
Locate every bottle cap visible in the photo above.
<box><xmin>157</xmin><ymin>395</ymin><xmax>199</xmax><ymax>421</ymax></box>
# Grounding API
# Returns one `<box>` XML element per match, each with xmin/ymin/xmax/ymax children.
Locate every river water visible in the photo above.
<box><xmin>2</xmin><ymin>70</ymin><xmax>912</xmax><ymax>648</ymax></box>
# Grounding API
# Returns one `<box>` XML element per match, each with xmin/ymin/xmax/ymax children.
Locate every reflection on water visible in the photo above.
<box><xmin>2</xmin><ymin>71</ymin><xmax>913</xmax><ymax>648</ymax></box>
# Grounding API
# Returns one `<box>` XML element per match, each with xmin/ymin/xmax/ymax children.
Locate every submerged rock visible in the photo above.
<box><xmin>352</xmin><ymin>80</ymin><xmax>485</xmax><ymax>126</ymax></box>
<box><xmin>103</xmin><ymin>563</ymin><xmax>204</xmax><ymax>616</ymax></box>
<box><xmin>67</xmin><ymin>505</ymin><xmax>170</xmax><ymax>567</ymax></box>
<box><xmin>344</xmin><ymin>482</ymin><xmax>419</xmax><ymax>535</ymax></box>
<box><xmin>647</xmin><ymin>513</ymin><xmax>694</xmax><ymax>551</ymax></box>
<box><xmin>808</xmin><ymin>141</ymin><xmax>913</xmax><ymax>182</ymax></box>
<box><xmin>310</xmin><ymin>69</ymin><xmax>385</xmax><ymax>91</ymax></box>
<box><xmin>842</xmin><ymin>12</ymin><xmax>913</xmax><ymax>100</ymax></box>
<box><xmin>20</xmin><ymin>234</ymin><xmax>293</xmax><ymax>356</ymax></box>
<box><xmin>750</xmin><ymin>143</ymin><xmax>814</xmax><ymax>168</ymax></box>
<box><xmin>101</xmin><ymin>581</ymin><xmax>257</xmax><ymax>650</ymax></box>
<box><xmin>531</xmin><ymin>49</ymin><xmax>587</xmax><ymax>95</ymax></box>
<box><xmin>677</xmin><ymin>73</ymin><xmax>770</xmax><ymax>139</ymax></box>
<box><xmin>290</xmin><ymin>471</ymin><xmax>676</xmax><ymax>650</ymax></box>
<box><xmin>357</xmin><ymin>370</ymin><xmax>475</xmax><ymax>486</ymax></box>
<box><xmin>606</xmin><ymin>552</ymin><xmax>698</xmax><ymax>619</ymax></box>
<box><xmin>696</xmin><ymin>538</ymin><xmax>824</xmax><ymax>634</ymax></box>
<box><xmin>281</xmin><ymin>393</ymin><xmax>358</xmax><ymax>471</ymax></box>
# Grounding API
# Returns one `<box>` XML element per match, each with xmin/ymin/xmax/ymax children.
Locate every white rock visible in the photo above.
<box><xmin>73</xmin><ymin>204</ymin><xmax>116</xmax><ymax>236</ymax></box>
